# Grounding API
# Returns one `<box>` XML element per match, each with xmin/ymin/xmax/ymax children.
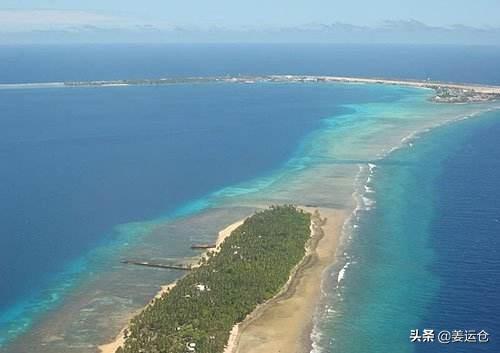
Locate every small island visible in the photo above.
<box><xmin>115</xmin><ymin>205</ymin><xmax>314</xmax><ymax>353</ymax></box>
<box><xmin>60</xmin><ymin>75</ymin><xmax>500</xmax><ymax>104</ymax></box>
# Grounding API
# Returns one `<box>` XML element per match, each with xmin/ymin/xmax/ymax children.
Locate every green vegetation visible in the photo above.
<box><xmin>118</xmin><ymin>205</ymin><xmax>311</xmax><ymax>353</ymax></box>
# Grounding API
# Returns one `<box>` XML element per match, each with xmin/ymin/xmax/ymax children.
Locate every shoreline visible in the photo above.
<box><xmin>227</xmin><ymin>207</ymin><xmax>348</xmax><ymax>353</ymax></box>
<box><xmin>97</xmin><ymin>207</ymin><xmax>340</xmax><ymax>353</ymax></box>
<box><xmin>2</xmin><ymin>75</ymin><xmax>500</xmax><ymax>98</ymax></box>
<box><xmin>221</xmin><ymin>210</ymin><xmax>323</xmax><ymax>353</ymax></box>
<box><xmin>220</xmin><ymin>107</ymin><xmax>500</xmax><ymax>353</ymax></box>
<box><xmin>97</xmin><ymin>107</ymin><xmax>500</xmax><ymax>353</ymax></box>
<box><xmin>283</xmin><ymin>75</ymin><xmax>500</xmax><ymax>93</ymax></box>
<box><xmin>97</xmin><ymin>218</ymin><xmax>247</xmax><ymax>353</ymax></box>
<box><xmin>4</xmin><ymin>76</ymin><xmax>498</xmax><ymax>353</ymax></box>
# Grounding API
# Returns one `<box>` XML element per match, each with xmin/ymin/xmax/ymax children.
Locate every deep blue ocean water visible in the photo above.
<box><xmin>0</xmin><ymin>44</ymin><xmax>499</xmax><ymax>351</ymax></box>
<box><xmin>320</xmin><ymin>111</ymin><xmax>500</xmax><ymax>353</ymax></box>
<box><xmin>0</xmin><ymin>85</ymin><xmax>350</xmax><ymax>311</ymax></box>
<box><xmin>416</xmin><ymin>112</ymin><xmax>500</xmax><ymax>352</ymax></box>
<box><xmin>0</xmin><ymin>74</ymin><xmax>407</xmax><ymax>347</ymax></box>
<box><xmin>1</xmin><ymin>44</ymin><xmax>500</xmax><ymax>84</ymax></box>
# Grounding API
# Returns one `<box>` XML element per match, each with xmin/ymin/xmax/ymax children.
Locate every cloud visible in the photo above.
<box><xmin>0</xmin><ymin>10</ymin><xmax>110</xmax><ymax>31</ymax></box>
<box><xmin>259</xmin><ymin>20</ymin><xmax>500</xmax><ymax>44</ymax></box>
<box><xmin>0</xmin><ymin>12</ymin><xmax>498</xmax><ymax>45</ymax></box>
<box><xmin>0</xmin><ymin>9</ymin><xmax>163</xmax><ymax>32</ymax></box>
<box><xmin>379</xmin><ymin>19</ymin><xmax>439</xmax><ymax>31</ymax></box>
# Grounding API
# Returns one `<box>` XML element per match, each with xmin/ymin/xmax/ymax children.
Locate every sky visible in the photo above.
<box><xmin>1</xmin><ymin>0</ymin><xmax>499</xmax><ymax>43</ymax></box>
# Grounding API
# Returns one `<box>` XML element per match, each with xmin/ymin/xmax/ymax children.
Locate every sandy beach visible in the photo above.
<box><xmin>11</xmin><ymin>74</ymin><xmax>498</xmax><ymax>98</ymax></box>
<box><xmin>329</xmin><ymin>76</ymin><xmax>500</xmax><ymax>94</ymax></box>
<box><xmin>225</xmin><ymin>207</ymin><xmax>348</xmax><ymax>353</ymax></box>
<box><xmin>97</xmin><ymin>206</ymin><xmax>346</xmax><ymax>353</ymax></box>
<box><xmin>99</xmin><ymin>207</ymin><xmax>346</xmax><ymax>353</ymax></box>
<box><xmin>98</xmin><ymin>217</ymin><xmax>247</xmax><ymax>353</ymax></box>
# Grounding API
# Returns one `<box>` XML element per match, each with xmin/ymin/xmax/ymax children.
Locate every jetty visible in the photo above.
<box><xmin>121</xmin><ymin>260</ymin><xmax>192</xmax><ymax>271</ymax></box>
<box><xmin>190</xmin><ymin>243</ymin><xmax>217</xmax><ymax>249</ymax></box>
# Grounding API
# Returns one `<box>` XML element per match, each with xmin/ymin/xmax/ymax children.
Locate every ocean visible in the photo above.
<box><xmin>312</xmin><ymin>110</ymin><xmax>500</xmax><ymax>353</ymax></box>
<box><xmin>0</xmin><ymin>44</ymin><xmax>499</xmax><ymax>352</ymax></box>
<box><xmin>2</xmin><ymin>44</ymin><xmax>500</xmax><ymax>85</ymax></box>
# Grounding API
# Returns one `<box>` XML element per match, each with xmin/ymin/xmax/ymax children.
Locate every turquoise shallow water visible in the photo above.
<box><xmin>0</xmin><ymin>82</ymin><xmax>332</xmax><ymax>348</ymax></box>
<box><xmin>312</xmin><ymin>110</ymin><xmax>500</xmax><ymax>353</ymax></box>
<box><xmin>1</xmin><ymin>76</ymin><xmax>498</xmax><ymax>353</ymax></box>
<box><xmin>0</xmin><ymin>82</ymin><xmax>419</xmax><ymax>352</ymax></box>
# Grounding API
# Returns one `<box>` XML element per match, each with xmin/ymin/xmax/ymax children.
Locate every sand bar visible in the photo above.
<box><xmin>273</xmin><ymin>75</ymin><xmax>500</xmax><ymax>94</ymax></box>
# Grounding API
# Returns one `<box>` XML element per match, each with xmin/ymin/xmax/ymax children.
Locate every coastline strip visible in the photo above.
<box><xmin>98</xmin><ymin>218</ymin><xmax>246</xmax><ymax>353</ymax></box>
<box><xmin>227</xmin><ymin>207</ymin><xmax>347</xmax><ymax>353</ymax></box>
<box><xmin>115</xmin><ymin>206</ymin><xmax>311</xmax><ymax>353</ymax></box>
<box><xmin>1</xmin><ymin>75</ymin><xmax>499</xmax><ymax>96</ymax></box>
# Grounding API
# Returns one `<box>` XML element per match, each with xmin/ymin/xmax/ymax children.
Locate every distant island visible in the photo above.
<box><xmin>61</xmin><ymin>75</ymin><xmax>500</xmax><ymax>103</ymax></box>
<box><xmin>107</xmin><ymin>206</ymin><xmax>318</xmax><ymax>353</ymax></box>
<box><xmin>2</xmin><ymin>75</ymin><xmax>499</xmax><ymax>103</ymax></box>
